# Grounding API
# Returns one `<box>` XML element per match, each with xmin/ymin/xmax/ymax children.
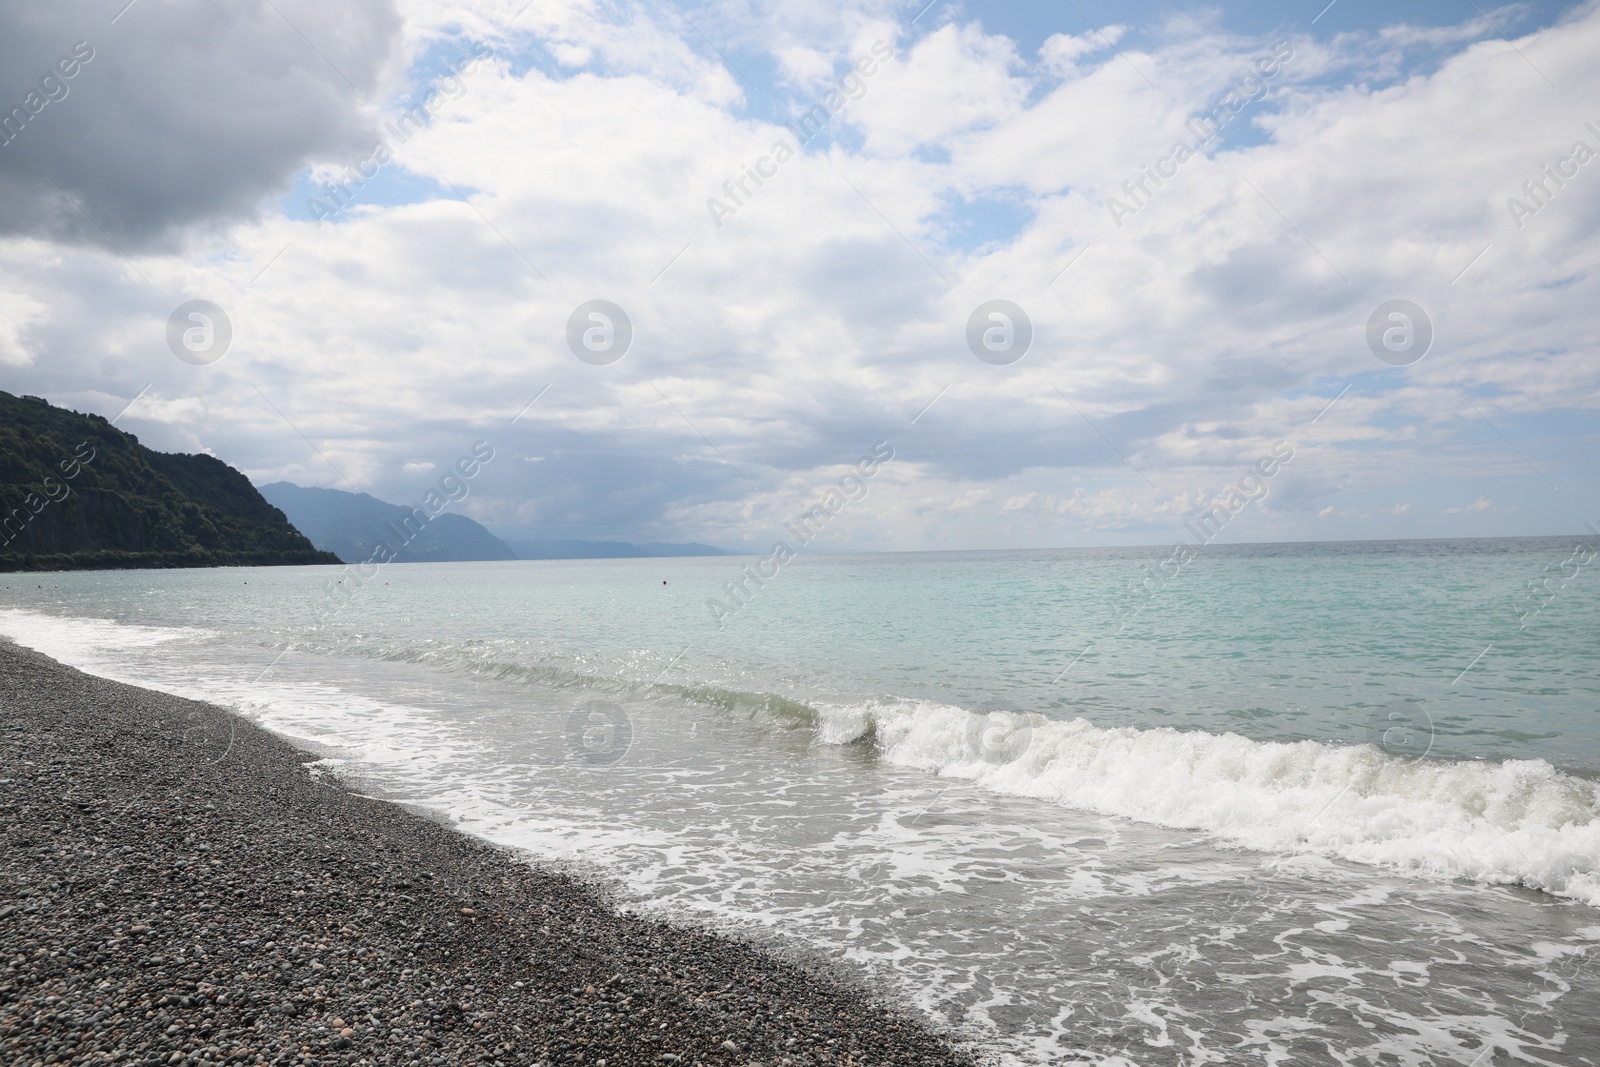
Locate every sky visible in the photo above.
<box><xmin>1</xmin><ymin>0</ymin><xmax>1598</xmax><ymax>552</ymax></box>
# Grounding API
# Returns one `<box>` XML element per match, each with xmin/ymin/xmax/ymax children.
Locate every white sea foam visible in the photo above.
<box><xmin>6</xmin><ymin>606</ymin><xmax>1600</xmax><ymax>910</ymax></box>
<box><xmin>815</xmin><ymin>698</ymin><xmax>1600</xmax><ymax>905</ymax></box>
<box><xmin>7</xmin><ymin>606</ymin><xmax>1600</xmax><ymax>1065</ymax></box>
<box><xmin>0</xmin><ymin>607</ymin><xmax>200</xmax><ymax>662</ymax></box>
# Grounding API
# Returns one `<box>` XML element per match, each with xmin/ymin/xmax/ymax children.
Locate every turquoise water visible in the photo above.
<box><xmin>3</xmin><ymin>536</ymin><xmax>1599</xmax><ymax>1064</ymax></box>
<box><xmin>22</xmin><ymin>536</ymin><xmax>1592</xmax><ymax>765</ymax></box>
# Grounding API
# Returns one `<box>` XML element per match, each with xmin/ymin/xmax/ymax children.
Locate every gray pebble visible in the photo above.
<box><xmin>0</xmin><ymin>640</ymin><xmax>977</xmax><ymax>1067</ymax></box>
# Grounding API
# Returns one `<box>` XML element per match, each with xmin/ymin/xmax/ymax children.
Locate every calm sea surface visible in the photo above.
<box><xmin>3</xmin><ymin>537</ymin><xmax>1599</xmax><ymax>1064</ymax></box>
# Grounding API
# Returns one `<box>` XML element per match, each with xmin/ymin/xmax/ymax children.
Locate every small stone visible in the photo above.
<box><xmin>0</xmin><ymin>645</ymin><xmax>973</xmax><ymax>1067</ymax></box>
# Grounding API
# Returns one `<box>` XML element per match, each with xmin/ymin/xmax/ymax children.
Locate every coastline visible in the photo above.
<box><xmin>0</xmin><ymin>639</ymin><xmax>978</xmax><ymax>1067</ymax></box>
<box><xmin>0</xmin><ymin>551</ymin><xmax>339</xmax><ymax>574</ymax></box>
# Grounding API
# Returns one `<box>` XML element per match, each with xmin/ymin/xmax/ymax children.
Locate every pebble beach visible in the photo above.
<box><xmin>0</xmin><ymin>638</ymin><xmax>978</xmax><ymax>1067</ymax></box>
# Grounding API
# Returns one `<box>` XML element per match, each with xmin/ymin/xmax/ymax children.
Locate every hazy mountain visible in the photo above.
<box><xmin>258</xmin><ymin>482</ymin><xmax>515</xmax><ymax>564</ymax></box>
<box><xmin>0</xmin><ymin>391</ymin><xmax>338</xmax><ymax>571</ymax></box>
<box><xmin>505</xmin><ymin>539</ymin><xmax>725</xmax><ymax>560</ymax></box>
<box><xmin>635</xmin><ymin>542</ymin><xmax>725</xmax><ymax>557</ymax></box>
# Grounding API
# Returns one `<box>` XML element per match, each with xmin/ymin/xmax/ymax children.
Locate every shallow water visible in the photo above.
<box><xmin>3</xmin><ymin>537</ymin><xmax>1598</xmax><ymax>1064</ymax></box>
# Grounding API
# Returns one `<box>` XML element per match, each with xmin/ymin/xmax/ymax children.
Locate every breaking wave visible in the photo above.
<box><xmin>811</xmin><ymin>697</ymin><xmax>1600</xmax><ymax>905</ymax></box>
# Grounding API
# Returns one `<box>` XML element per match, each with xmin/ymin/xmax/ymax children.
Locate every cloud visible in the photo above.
<box><xmin>775</xmin><ymin>44</ymin><xmax>837</xmax><ymax>89</ymax></box>
<box><xmin>1</xmin><ymin>0</ymin><xmax>1597</xmax><ymax>549</ymax></box>
<box><xmin>0</xmin><ymin>0</ymin><xmax>401</xmax><ymax>250</ymax></box>
<box><xmin>1038</xmin><ymin>28</ymin><xmax>1123</xmax><ymax>78</ymax></box>
<box><xmin>0</xmin><ymin>290</ymin><xmax>47</xmax><ymax>366</ymax></box>
<box><xmin>854</xmin><ymin>23</ymin><xmax>1030</xmax><ymax>155</ymax></box>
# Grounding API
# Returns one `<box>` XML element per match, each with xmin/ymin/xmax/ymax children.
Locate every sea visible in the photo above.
<box><xmin>3</xmin><ymin>536</ymin><xmax>1599</xmax><ymax>1065</ymax></box>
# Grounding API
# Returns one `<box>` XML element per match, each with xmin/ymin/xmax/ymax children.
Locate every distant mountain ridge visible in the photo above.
<box><xmin>258</xmin><ymin>483</ymin><xmax>515</xmax><ymax>564</ymax></box>
<box><xmin>258</xmin><ymin>483</ymin><xmax>724</xmax><ymax>563</ymax></box>
<box><xmin>0</xmin><ymin>391</ymin><xmax>339</xmax><ymax>571</ymax></box>
<box><xmin>504</xmin><ymin>539</ymin><xmax>725</xmax><ymax>560</ymax></box>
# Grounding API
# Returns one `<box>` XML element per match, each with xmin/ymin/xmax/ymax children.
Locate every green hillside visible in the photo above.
<box><xmin>0</xmin><ymin>391</ymin><xmax>339</xmax><ymax>571</ymax></box>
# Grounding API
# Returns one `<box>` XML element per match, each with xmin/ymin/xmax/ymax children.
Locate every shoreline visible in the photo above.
<box><xmin>0</xmin><ymin>550</ymin><xmax>340</xmax><ymax>573</ymax></box>
<box><xmin>0</xmin><ymin>639</ymin><xmax>979</xmax><ymax>1067</ymax></box>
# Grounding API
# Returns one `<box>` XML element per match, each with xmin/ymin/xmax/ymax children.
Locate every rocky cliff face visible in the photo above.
<box><xmin>0</xmin><ymin>391</ymin><xmax>338</xmax><ymax>571</ymax></box>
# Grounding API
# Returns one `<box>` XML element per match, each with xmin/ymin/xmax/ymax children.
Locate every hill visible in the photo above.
<box><xmin>504</xmin><ymin>539</ymin><xmax>726</xmax><ymax>560</ymax></box>
<box><xmin>258</xmin><ymin>482</ymin><xmax>515</xmax><ymax>564</ymax></box>
<box><xmin>0</xmin><ymin>391</ymin><xmax>339</xmax><ymax>571</ymax></box>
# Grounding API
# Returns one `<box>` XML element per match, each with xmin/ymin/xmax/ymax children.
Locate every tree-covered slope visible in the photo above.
<box><xmin>0</xmin><ymin>391</ymin><xmax>339</xmax><ymax>571</ymax></box>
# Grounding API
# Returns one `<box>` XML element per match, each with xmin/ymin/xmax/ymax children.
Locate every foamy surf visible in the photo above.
<box><xmin>5</xmin><ymin>570</ymin><xmax>1600</xmax><ymax>1066</ymax></box>
<box><xmin>6</xmin><ymin>604</ymin><xmax>1600</xmax><ymax>907</ymax></box>
<box><xmin>816</xmin><ymin>698</ymin><xmax>1600</xmax><ymax>905</ymax></box>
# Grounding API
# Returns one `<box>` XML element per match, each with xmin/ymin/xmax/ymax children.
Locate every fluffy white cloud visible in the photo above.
<box><xmin>0</xmin><ymin>290</ymin><xmax>47</xmax><ymax>366</ymax></box>
<box><xmin>3</xmin><ymin>0</ymin><xmax>1598</xmax><ymax>549</ymax></box>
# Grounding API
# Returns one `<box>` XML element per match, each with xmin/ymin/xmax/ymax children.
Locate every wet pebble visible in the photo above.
<box><xmin>0</xmin><ymin>640</ymin><xmax>977</xmax><ymax>1067</ymax></box>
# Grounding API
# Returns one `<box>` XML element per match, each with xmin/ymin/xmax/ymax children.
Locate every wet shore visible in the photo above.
<box><xmin>0</xmin><ymin>638</ymin><xmax>978</xmax><ymax>1067</ymax></box>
